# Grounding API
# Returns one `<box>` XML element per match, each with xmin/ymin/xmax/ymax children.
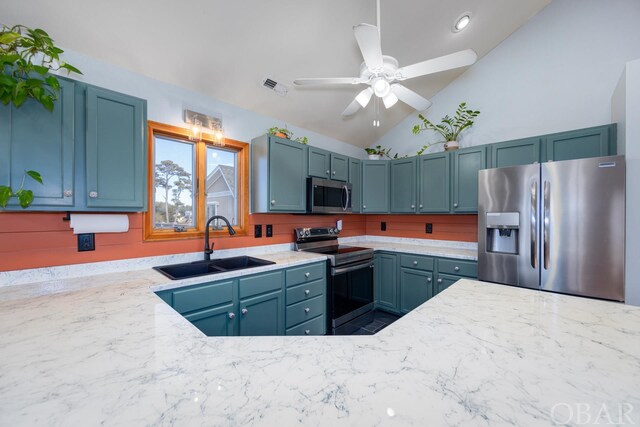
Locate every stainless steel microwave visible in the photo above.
<box><xmin>307</xmin><ymin>177</ymin><xmax>352</xmax><ymax>214</ymax></box>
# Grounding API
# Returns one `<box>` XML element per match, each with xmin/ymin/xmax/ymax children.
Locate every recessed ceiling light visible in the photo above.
<box><xmin>453</xmin><ymin>13</ymin><xmax>472</xmax><ymax>33</ymax></box>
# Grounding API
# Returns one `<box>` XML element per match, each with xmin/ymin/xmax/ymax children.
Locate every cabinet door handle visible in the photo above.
<box><xmin>332</xmin><ymin>171</ymin><xmax>336</xmax><ymax>175</ymax></box>
<box><xmin>419</xmin><ymin>204</ymin><xmax>423</xmax><ymax>208</ymax></box>
<box><xmin>363</xmin><ymin>205</ymin><xmax>366</xmax><ymax>209</ymax></box>
<box><xmin>326</xmin><ymin>170</ymin><xmax>330</xmax><ymax>175</ymax></box>
<box><xmin>411</xmin><ymin>204</ymin><xmax>415</xmax><ymax>209</ymax></box>
<box><xmin>89</xmin><ymin>191</ymin><xmax>98</xmax><ymax>198</ymax></box>
<box><xmin>228</xmin><ymin>312</ymin><xmax>235</xmax><ymax>319</ymax></box>
<box><xmin>427</xmin><ymin>277</ymin><xmax>432</xmax><ymax>282</ymax></box>
<box><xmin>437</xmin><ymin>278</ymin><xmax>443</xmax><ymax>284</ymax></box>
<box><xmin>413</xmin><ymin>260</ymin><xmax>418</xmax><ymax>266</ymax></box>
<box><xmin>271</xmin><ymin>199</ymin><xmax>276</xmax><ymax>205</ymax></box>
<box><xmin>453</xmin><ymin>202</ymin><xmax>458</xmax><ymax>208</ymax></box>
<box><xmin>454</xmin><ymin>266</ymin><xmax>460</xmax><ymax>271</ymax></box>
<box><xmin>241</xmin><ymin>308</ymin><xmax>248</xmax><ymax>315</ymax></box>
<box><xmin>304</xmin><ymin>308</ymin><xmax>310</xmax><ymax>313</ymax></box>
<box><xmin>304</xmin><ymin>330</ymin><xmax>310</xmax><ymax>335</ymax></box>
<box><xmin>305</xmin><ymin>272</ymin><xmax>310</xmax><ymax>278</ymax></box>
<box><xmin>64</xmin><ymin>190</ymin><xmax>73</xmax><ymax>197</ymax></box>
<box><xmin>304</xmin><ymin>289</ymin><xmax>310</xmax><ymax>295</ymax></box>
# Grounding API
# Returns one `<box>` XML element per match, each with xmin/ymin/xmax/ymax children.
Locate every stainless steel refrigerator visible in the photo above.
<box><xmin>478</xmin><ymin>155</ymin><xmax>625</xmax><ymax>301</ymax></box>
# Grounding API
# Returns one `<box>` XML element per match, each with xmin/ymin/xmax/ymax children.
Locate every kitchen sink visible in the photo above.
<box><xmin>153</xmin><ymin>256</ymin><xmax>276</xmax><ymax>280</ymax></box>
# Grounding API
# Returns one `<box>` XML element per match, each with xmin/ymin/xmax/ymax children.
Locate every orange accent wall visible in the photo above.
<box><xmin>364</xmin><ymin>214</ymin><xmax>478</xmax><ymax>242</ymax></box>
<box><xmin>0</xmin><ymin>212</ymin><xmax>477</xmax><ymax>272</ymax></box>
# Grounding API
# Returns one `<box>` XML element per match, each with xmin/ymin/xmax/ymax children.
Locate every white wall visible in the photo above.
<box><xmin>613</xmin><ymin>59</ymin><xmax>640</xmax><ymax>306</ymax></box>
<box><xmin>53</xmin><ymin>50</ymin><xmax>365</xmax><ymax>159</ymax></box>
<box><xmin>375</xmin><ymin>0</ymin><xmax>640</xmax><ymax>156</ymax></box>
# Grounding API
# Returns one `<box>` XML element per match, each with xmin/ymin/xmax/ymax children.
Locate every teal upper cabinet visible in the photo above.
<box><xmin>545</xmin><ymin>124</ymin><xmax>616</xmax><ymax>162</ymax></box>
<box><xmin>85</xmin><ymin>87</ymin><xmax>146</xmax><ymax>210</ymax></box>
<box><xmin>390</xmin><ymin>157</ymin><xmax>417</xmax><ymax>213</ymax></box>
<box><xmin>361</xmin><ymin>160</ymin><xmax>390</xmax><ymax>213</ymax></box>
<box><xmin>330</xmin><ymin>153</ymin><xmax>348</xmax><ymax>181</ymax></box>
<box><xmin>490</xmin><ymin>137</ymin><xmax>542</xmax><ymax>168</ymax></box>
<box><xmin>418</xmin><ymin>152</ymin><xmax>450</xmax><ymax>213</ymax></box>
<box><xmin>348</xmin><ymin>158</ymin><xmax>362</xmax><ymax>213</ymax></box>
<box><xmin>452</xmin><ymin>146</ymin><xmax>487</xmax><ymax>213</ymax></box>
<box><xmin>308</xmin><ymin>146</ymin><xmax>331</xmax><ymax>179</ymax></box>
<box><xmin>251</xmin><ymin>135</ymin><xmax>308</xmax><ymax>213</ymax></box>
<box><xmin>308</xmin><ymin>148</ymin><xmax>348</xmax><ymax>181</ymax></box>
<box><xmin>0</xmin><ymin>78</ymin><xmax>76</xmax><ymax>209</ymax></box>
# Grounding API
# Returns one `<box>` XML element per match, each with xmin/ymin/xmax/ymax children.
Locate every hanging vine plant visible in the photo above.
<box><xmin>0</xmin><ymin>24</ymin><xmax>82</xmax><ymax>208</ymax></box>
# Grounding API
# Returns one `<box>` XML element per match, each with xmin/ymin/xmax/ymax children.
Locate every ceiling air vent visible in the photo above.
<box><xmin>262</xmin><ymin>77</ymin><xmax>289</xmax><ymax>97</ymax></box>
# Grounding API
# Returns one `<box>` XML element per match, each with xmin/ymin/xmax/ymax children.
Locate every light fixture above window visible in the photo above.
<box><xmin>184</xmin><ymin>109</ymin><xmax>225</xmax><ymax>146</ymax></box>
<box><xmin>453</xmin><ymin>12</ymin><xmax>472</xmax><ymax>33</ymax></box>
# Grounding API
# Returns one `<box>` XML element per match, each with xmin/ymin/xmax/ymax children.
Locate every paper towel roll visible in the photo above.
<box><xmin>70</xmin><ymin>214</ymin><xmax>129</xmax><ymax>234</ymax></box>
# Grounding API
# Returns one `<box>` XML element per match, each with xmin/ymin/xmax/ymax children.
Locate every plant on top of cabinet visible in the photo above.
<box><xmin>267</xmin><ymin>126</ymin><xmax>308</xmax><ymax>144</ymax></box>
<box><xmin>1</xmin><ymin>24</ymin><xmax>82</xmax><ymax>208</ymax></box>
<box><xmin>412</xmin><ymin>102</ymin><xmax>480</xmax><ymax>152</ymax></box>
<box><xmin>364</xmin><ymin>145</ymin><xmax>390</xmax><ymax>160</ymax></box>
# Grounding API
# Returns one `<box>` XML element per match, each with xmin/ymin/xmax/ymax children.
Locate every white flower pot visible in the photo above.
<box><xmin>368</xmin><ymin>154</ymin><xmax>381</xmax><ymax>160</ymax></box>
<box><xmin>444</xmin><ymin>140</ymin><xmax>460</xmax><ymax>151</ymax></box>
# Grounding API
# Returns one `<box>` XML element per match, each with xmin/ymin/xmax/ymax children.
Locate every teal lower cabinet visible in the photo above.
<box><xmin>374</xmin><ymin>251</ymin><xmax>477</xmax><ymax>316</ymax></box>
<box><xmin>285</xmin><ymin>262</ymin><xmax>327</xmax><ymax>335</ymax></box>
<box><xmin>374</xmin><ymin>252</ymin><xmax>399</xmax><ymax>314</ymax></box>
<box><xmin>399</xmin><ymin>268</ymin><xmax>433</xmax><ymax>314</ymax></box>
<box><xmin>238</xmin><ymin>290</ymin><xmax>284</xmax><ymax>336</ymax></box>
<box><xmin>184</xmin><ymin>303</ymin><xmax>236</xmax><ymax>336</ymax></box>
<box><xmin>155</xmin><ymin>262</ymin><xmax>327</xmax><ymax>337</ymax></box>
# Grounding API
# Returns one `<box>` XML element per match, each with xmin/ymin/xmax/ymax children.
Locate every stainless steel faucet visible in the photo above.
<box><xmin>204</xmin><ymin>215</ymin><xmax>236</xmax><ymax>260</ymax></box>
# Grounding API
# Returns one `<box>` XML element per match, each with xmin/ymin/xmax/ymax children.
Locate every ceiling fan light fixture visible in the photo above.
<box><xmin>382</xmin><ymin>92</ymin><xmax>398</xmax><ymax>109</ymax></box>
<box><xmin>453</xmin><ymin>13</ymin><xmax>472</xmax><ymax>33</ymax></box>
<box><xmin>372</xmin><ymin>78</ymin><xmax>391</xmax><ymax>98</ymax></box>
<box><xmin>355</xmin><ymin>87</ymin><xmax>374</xmax><ymax>108</ymax></box>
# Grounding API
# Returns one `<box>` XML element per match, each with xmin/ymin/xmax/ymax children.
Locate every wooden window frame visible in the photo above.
<box><xmin>144</xmin><ymin>121</ymin><xmax>249</xmax><ymax>241</ymax></box>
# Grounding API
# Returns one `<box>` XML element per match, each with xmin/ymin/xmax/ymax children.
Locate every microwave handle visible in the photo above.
<box><xmin>342</xmin><ymin>185</ymin><xmax>349</xmax><ymax>211</ymax></box>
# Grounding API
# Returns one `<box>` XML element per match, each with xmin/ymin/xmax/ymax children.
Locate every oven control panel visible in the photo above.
<box><xmin>294</xmin><ymin>227</ymin><xmax>339</xmax><ymax>241</ymax></box>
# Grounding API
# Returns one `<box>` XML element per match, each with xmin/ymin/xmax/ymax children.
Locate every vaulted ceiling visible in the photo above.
<box><xmin>2</xmin><ymin>0</ymin><xmax>551</xmax><ymax>147</ymax></box>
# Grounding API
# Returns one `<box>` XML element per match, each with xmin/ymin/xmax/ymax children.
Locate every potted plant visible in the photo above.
<box><xmin>364</xmin><ymin>145</ymin><xmax>391</xmax><ymax>160</ymax></box>
<box><xmin>0</xmin><ymin>24</ymin><xmax>81</xmax><ymax>208</ymax></box>
<box><xmin>412</xmin><ymin>102</ymin><xmax>480</xmax><ymax>151</ymax></box>
<box><xmin>267</xmin><ymin>126</ymin><xmax>308</xmax><ymax>144</ymax></box>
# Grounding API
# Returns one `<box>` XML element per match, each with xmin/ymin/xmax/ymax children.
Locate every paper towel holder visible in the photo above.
<box><xmin>62</xmin><ymin>211</ymin><xmax>71</xmax><ymax>222</ymax></box>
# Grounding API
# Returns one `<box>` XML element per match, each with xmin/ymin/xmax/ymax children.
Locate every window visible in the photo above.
<box><xmin>144</xmin><ymin>121</ymin><xmax>249</xmax><ymax>241</ymax></box>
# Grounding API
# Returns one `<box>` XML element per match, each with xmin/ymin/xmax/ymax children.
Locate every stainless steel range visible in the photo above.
<box><xmin>294</xmin><ymin>227</ymin><xmax>374</xmax><ymax>335</ymax></box>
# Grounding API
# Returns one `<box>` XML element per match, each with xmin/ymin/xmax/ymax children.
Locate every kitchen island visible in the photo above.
<box><xmin>1</xmin><ymin>257</ymin><xmax>639</xmax><ymax>426</ymax></box>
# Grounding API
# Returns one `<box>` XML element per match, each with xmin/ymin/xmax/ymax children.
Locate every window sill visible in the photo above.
<box><xmin>143</xmin><ymin>229</ymin><xmax>248</xmax><ymax>242</ymax></box>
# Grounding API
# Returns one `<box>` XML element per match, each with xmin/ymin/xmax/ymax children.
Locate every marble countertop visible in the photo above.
<box><xmin>340</xmin><ymin>236</ymin><xmax>478</xmax><ymax>261</ymax></box>
<box><xmin>1</xmin><ymin>267</ymin><xmax>639</xmax><ymax>425</ymax></box>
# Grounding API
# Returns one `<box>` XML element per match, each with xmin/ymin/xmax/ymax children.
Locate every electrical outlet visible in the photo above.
<box><xmin>381</xmin><ymin>222</ymin><xmax>386</xmax><ymax>231</ymax></box>
<box><xmin>426</xmin><ymin>223</ymin><xmax>433</xmax><ymax>234</ymax></box>
<box><xmin>77</xmin><ymin>233</ymin><xmax>95</xmax><ymax>251</ymax></box>
<box><xmin>266</xmin><ymin>224</ymin><xmax>273</xmax><ymax>238</ymax></box>
<box><xmin>254</xmin><ymin>224</ymin><xmax>262</xmax><ymax>238</ymax></box>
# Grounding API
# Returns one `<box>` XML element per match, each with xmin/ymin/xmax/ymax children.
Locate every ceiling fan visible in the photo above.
<box><xmin>293</xmin><ymin>2</ymin><xmax>478</xmax><ymax>117</ymax></box>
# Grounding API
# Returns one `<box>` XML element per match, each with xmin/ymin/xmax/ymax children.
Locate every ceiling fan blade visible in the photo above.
<box><xmin>396</xmin><ymin>49</ymin><xmax>478</xmax><ymax>80</ymax></box>
<box><xmin>354</xmin><ymin>23</ymin><xmax>383</xmax><ymax>70</ymax></box>
<box><xmin>294</xmin><ymin>77</ymin><xmax>363</xmax><ymax>86</ymax></box>
<box><xmin>390</xmin><ymin>84</ymin><xmax>432</xmax><ymax>111</ymax></box>
<box><xmin>342</xmin><ymin>98</ymin><xmax>362</xmax><ymax>117</ymax></box>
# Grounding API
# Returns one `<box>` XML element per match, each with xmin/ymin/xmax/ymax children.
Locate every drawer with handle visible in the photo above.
<box><xmin>285</xmin><ymin>294</ymin><xmax>324</xmax><ymax>328</ymax></box>
<box><xmin>286</xmin><ymin>262</ymin><xmax>325</xmax><ymax>287</ymax></box>
<box><xmin>286</xmin><ymin>315</ymin><xmax>325</xmax><ymax>336</ymax></box>
<box><xmin>437</xmin><ymin>258</ymin><xmax>477</xmax><ymax>278</ymax></box>
<box><xmin>286</xmin><ymin>279</ymin><xmax>324</xmax><ymax>306</ymax></box>
<box><xmin>400</xmin><ymin>254</ymin><xmax>434</xmax><ymax>271</ymax></box>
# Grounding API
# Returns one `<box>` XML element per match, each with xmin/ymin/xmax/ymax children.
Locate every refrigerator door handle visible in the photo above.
<box><xmin>543</xmin><ymin>180</ymin><xmax>550</xmax><ymax>270</ymax></box>
<box><xmin>530</xmin><ymin>180</ymin><xmax>537</xmax><ymax>269</ymax></box>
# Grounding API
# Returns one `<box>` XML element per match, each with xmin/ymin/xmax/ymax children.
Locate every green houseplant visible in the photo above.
<box><xmin>364</xmin><ymin>145</ymin><xmax>391</xmax><ymax>160</ymax></box>
<box><xmin>267</xmin><ymin>126</ymin><xmax>308</xmax><ymax>144</ymax></box>
<box><xmin>412</xmin><ymin>102</ymin><xmax>480</xmax><ymax>152</ymax></box>
<box><xmin>0</xmin><ymin>24</ymin><xmax>81</xmax><ymax>208</ymax></box>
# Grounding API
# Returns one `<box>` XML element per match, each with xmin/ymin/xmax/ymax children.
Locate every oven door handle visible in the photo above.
<box><xmin>331</xmin><ymin>261</ymin><xmax>374</xmax><ymax>276</ymax></box>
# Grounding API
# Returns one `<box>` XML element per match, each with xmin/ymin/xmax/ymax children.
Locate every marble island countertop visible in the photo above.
<box><xmin>1</xmin><ymin>268</ymin><xmax>639</xmax><ymax>426</ymax></box>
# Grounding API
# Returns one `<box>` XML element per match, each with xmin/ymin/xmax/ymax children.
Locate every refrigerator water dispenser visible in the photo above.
<box><xmin>485</xmin><ymin>212</ymin><xmax>519</xmax><ymax>254</ymax></box>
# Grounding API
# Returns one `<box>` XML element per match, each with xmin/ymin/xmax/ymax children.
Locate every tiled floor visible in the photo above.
<box><xmin>350</xmin><ymin>310</ymin><xmax>401</xmax><ymax>335</ymax></box>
